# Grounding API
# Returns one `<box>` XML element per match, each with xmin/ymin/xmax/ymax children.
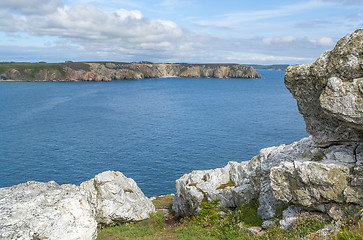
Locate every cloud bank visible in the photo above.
<box><xmin>0</xmin><ymin>0</ymin><xmax>360</xmax><ymax>64</ymax></box>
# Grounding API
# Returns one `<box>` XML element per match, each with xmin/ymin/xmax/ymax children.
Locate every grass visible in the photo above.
<box><xmin>0</xmin><ymin>62</ymin><xmax>67</xmax><ymax>80</ymax></box>
<box><xmin>151</xmin><ymin>194</ymin><xmax>174</xmax><ymax>211</ymax></box>
<box><xmin>97</xmin><ymin>196</ymin><xmax>363</xmax><ymax>240</ymax></box>
<box><xmin>97</xmin><ymin>212</ymin><xmax>165</xmax><ymax>240</ymax></box>
<box><xmin>0</xmin><ymin>62</ymin><xmax>93</xmax><ymax>80</ymax></box>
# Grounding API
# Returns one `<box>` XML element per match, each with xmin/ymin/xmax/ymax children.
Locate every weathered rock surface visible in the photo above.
<box><xmin>173</xmin><ymin>29</ymin><xmax>363</xmax><ymax>221</ymax></box>
<box><xmin>0</xmin><ymin>171</ymin><xmax>155</xmax><ymax>240</ymax></box>
<box><xmin>0</xmin><ymin>181</ymin><xmax>97</xmax><ymax>240</ymax></box>
<box><xmin>0</xmin><ymin>62</ymin><xmax>261</xmax><ymax>81</ymax></box>
<box><xmin>81</xmin><ymin>171</ymin><xmax>155</xmax><ymax>226</ymax></box>
<box><xmin>285</xmin><ymin>28</ymin><xmax>363</xmax><ymax>146</ymax></box>
<box><xmin>173</xmin><ymin>137</ymin><xmax>363</xmax><ymax>219</ymax></box>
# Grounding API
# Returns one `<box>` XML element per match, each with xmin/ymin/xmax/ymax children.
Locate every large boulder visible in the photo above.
<box><xmin>172</xmin><ymin>160</ymin><xmax>261</xmax><ymax>216</ymax></box>
<box><xmin>81</xmin><ymin>171</ymin><xmax>155</xmax><ymax>226</ymax></box>
<box><xmin>0</xmin><ymin>171</ymin><xmax>155</xmax><ymax>240</ymax></box>
<box><xmin>0</xmin><ymin>181</ymin><xmax>97</xmax><ymax>240</ymax></box>
<box><xmin>285</xmin><ymin>28</ymin><xmax>363</xmax><ymax>146</ymax></box>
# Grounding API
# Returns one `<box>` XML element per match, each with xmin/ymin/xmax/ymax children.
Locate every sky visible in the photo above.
<box><xmin>0</xmin><ymin>0</ymin><xmax>362</xmax><ymax>64</ymax></box>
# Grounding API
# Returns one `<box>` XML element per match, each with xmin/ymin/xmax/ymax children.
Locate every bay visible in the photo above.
<box><xmin>0</xmin><ymin>70</ymin><xmax>308</xmax><ymax>196</ymax></box>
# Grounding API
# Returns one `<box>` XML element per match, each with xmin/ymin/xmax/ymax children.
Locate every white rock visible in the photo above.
<box><xmin>0</xmin><ymin>181</ymin><xmax>97</xmax><ymax>240</ymax></box>
<box><xmin>262</xmin><ymin>220</ymin><xmax>275</xmax><ymax>229</ymax></box>
<box><xmin>80</xmin><ymin>171</ymin><xmax>155</xmax><ymax>226</ymax></box>
<box><xmin>0</xmin><ymin>171</ymin><xmax>156</xmax><ymax>240</ymax></box>
<box><xmin>279</xmin><ymin>205</ymin><xmax>302</xmax><ymax>230</ymax></box>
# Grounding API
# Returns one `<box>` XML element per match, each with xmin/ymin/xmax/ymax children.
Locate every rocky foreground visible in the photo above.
<box><xmin>0</xmin><ymin>171</ymin><xmax>155</xmax><ymax>239</ymax></box>
<box><xmin>0</xmin><ymin>62</ymin><xmax>260</xmax><ymax>81</ymax></box>
<box><xmin>0</xmin><ymin>29</ymin><xmax>362</xmax><ymax>239</ymax></box>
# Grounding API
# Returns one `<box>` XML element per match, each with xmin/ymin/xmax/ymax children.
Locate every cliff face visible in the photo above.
<box><xmin>0</xmin><ymin>62</ymin><xmax>261</xmax><ymax>81</ymax></box>
<box><xmin>285</xmin><ymin>28</ymin><xmax>363</xmax><ymax>146</ymax></box>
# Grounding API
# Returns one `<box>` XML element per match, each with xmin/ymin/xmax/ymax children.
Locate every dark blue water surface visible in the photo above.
<box><xmin>0</xmin><ymin>70</ymin><xmax>308</xmax><ymax>196</ymax></box>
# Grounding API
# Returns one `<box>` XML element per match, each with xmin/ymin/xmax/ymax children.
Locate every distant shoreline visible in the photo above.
<box><xmin>0</xmin><ymin>62</ymin><xmax>261</xmax><ymax>81</ymax></box>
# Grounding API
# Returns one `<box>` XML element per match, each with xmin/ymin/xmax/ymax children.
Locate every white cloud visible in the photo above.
<box><xmin>116</xmin><ymin>9</ymin><xmax>143</xmax><ymax>20</ymax></box>
<box><xmin>318</xmin><ymin>37</ymin><xmax>334</xmax><ymax>46</ymax></box>
<box><xmin>0</xmin><ymin>0</ymin><xmax>63</xmax><ymax>14</ymax></box>
<box><xmin>263</xmin><ymin>36</ymin><xmax>297</xmax><ymax>45</ymax></box>
<box><xmin>0</xmin><ymin>0</ymin><xmax>345</xmax><ymax>64</ymax></box>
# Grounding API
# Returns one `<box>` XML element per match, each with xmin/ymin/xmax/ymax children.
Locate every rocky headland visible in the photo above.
<box><xmin>0</xmin><ymin>29</ymin><xmax>362</xmax><ymax>240</ymax></box>
<box><xmin>0</xmin><ymin>62</ymin><xmax>261</xmax><ymax>81</ymax></box>
<box><xmin>173</xmin><ymin>28</ymin><xmax>362</xmax><ymax>228</ymax></box>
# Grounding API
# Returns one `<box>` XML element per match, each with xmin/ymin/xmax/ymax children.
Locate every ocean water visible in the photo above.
<box><xmin>0</xmin><ymin>70</ymin><xmax>308</xmax><ymax>196</ymax></box>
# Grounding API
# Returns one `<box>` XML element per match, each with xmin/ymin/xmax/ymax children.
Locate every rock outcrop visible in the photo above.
<box><xmin>173</xmin><ymin>29</ymin><xmax>363</xmax><ymax>221</ymax></box>
<box><xmin>0</xmin><ymin>171</ymin><xmax>155</xmax><ymax>240</ymax></box>
<box><xmin>0</xmin><ymin>62</ymin><xmax>261</xmax><ymax>81</ymax></box>
<box><xmin>0</xmin><ymin>181</ymin><xmax>97</xmax><ymax>240</ymax></box>
<box><xmin>285</xmin><ymin>28</ymin><xmax>363</xmax><ymax>146</ymax></box>
<box><xmin>81</xmin><ymin>171</ymin><xmax>155</xmax><ymax>226</ymax></box>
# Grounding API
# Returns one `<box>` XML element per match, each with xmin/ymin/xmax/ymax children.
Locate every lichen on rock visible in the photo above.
<box><xmin>285</xmin><ymin>28</ymin><xmax>363</xmax><ymax>146</ymax></box>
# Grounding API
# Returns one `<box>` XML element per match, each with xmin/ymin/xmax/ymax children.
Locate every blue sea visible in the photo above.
<box><xmin>0</xmin><ymin>70</ymin><xmax>308</xmax><ymax>196</ymax></box>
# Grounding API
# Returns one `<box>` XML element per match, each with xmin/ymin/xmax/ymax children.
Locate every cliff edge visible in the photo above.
<box><xmin>0</xmin><ymin>62</ymin><xmax>261</xmax><ymax>81</ymax></box>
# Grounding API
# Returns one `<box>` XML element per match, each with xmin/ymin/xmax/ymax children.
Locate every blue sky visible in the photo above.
<box><xmin>0</xmin><ymin>0</ymin><xmax>362</xmax><ymax>64</ymax></box>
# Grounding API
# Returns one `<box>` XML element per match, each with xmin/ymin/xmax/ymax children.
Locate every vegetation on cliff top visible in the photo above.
<box><xmin>0</xmin><ymin>61</ymin><xmax>261</xmax><ymax>81</ymax></box>
<box><xmin>97</xmin><ymin>195</ymin><xmax>363</xmax><ymax>240</ymax></box>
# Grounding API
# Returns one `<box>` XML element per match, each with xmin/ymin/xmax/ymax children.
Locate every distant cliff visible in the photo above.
<box><xmin>0</xmin><ymin>62</ymin><xmax>261</xmax><ymax>81</ymax></box>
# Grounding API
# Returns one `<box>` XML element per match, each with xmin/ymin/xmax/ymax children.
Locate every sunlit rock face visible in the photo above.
<box><xmin>0</xmin><ymin>171</ymin><xmax>155</xmax><ymax>240</ymax></box>
<box><xmin>285</xmin><ymin>28</ymin><xmax>363</xmax><ymax>146</ymax></box>
<box><xmin>0</xmin><ymin>63</ymin><xmax>261</xmax><ymax>81</ymax></box>
<box><xmin>173</xmin><ymin>29</ymin><xmax>363</xmax><ymax>221</ymax></box>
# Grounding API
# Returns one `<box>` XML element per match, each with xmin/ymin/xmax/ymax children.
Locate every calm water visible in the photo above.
<box><xmin>0</xmin><ymin>70</ymin><xmax>308</xmax><ymax>196</ymax></box>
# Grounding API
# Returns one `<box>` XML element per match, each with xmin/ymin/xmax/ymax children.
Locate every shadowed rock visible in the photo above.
<box><xmin>285</xmin><ymin>28</ymin><xmax>363</xmax><ymax>146</ymax></box>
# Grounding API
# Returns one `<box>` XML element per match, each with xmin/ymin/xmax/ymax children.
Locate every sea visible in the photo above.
<box><xmin>0</xmin><ymin>70</ymin><xmax>308</xmax><ymax>197</ymax></box>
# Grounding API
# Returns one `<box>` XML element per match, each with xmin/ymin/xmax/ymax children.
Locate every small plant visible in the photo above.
<box><xmin>291</xmin><ymin>213</ymin><xmax>326</xmax><ymax>238</ymax></box>
<box><xmin>311</xmin><ymin>153</ymin><xmax>324</xmax><ymax>162</ymax></box>
<box><xmin>123</xmin><ymin>189</ymin><xmax>134</xmax><ymax>193</ymax></box>
<box><xmin>336</xmin><ymin>230</ymin><xmax>363</xmax><ymax>240</ymax></box>
<box><xmin>197</xmin><ymin>199</ymin><xmax>221</xmax><ymax>224</ymax></box>
<box><xmin>235</xmin><ymin>199</ymin><xmax>263</xmax><ymax>227</ymax></box>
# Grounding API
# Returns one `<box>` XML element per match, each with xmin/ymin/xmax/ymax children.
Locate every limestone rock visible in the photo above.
<box><xmin>173</xmin><ymin>29</ymin><xmax>362</xmax><ymax>225</ymax></box>
<box><xmin>0</xmin><ymin>171</ymin><xmax>155</xmax><ymax>240</ymax></box>
<box><xmin>270</xmin><ymin>142</ymin><xmax>363</xmax><ymax>217</ymax></box>
<box><xmin>172</xmin><ymin>158</ymin><xmax>262</xmax><ymax>216</ymax></box>
<box><xmin>285</xmin><ymin>28</ymin><xmax>363</xmax><ymax>145</ymax></box>
<box><xmin>173</xmin><ymin>137</ymin><xmax>316</xmax><ymax>219</ymax></box>
<box><xmin>279</xmin><ymin>205</ymin><xmax>302</xmax><ymax>230</ymax></box>
<box><xmin>81</xmin><ymin>171</ymin><xmax>155</xmax><ymax>226</ymax></box>
<box><xmin>261</xmin><ymin>220</ymin><xmax>275</xmax><ymax>229</ymax></box>
<box><xmin>173</xmin><ymin>136</ymin><xmax>363</xmax><ymax>219</ymax></box>
<box><xmin>0</xmin><ymin>181</ymin><xmax>97</xmax><ymax>240</ymax></box>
